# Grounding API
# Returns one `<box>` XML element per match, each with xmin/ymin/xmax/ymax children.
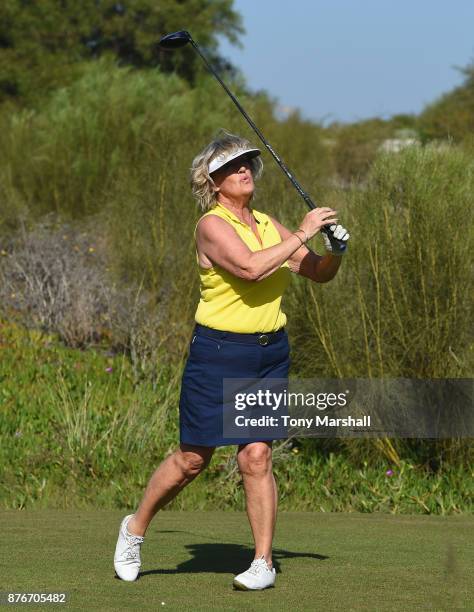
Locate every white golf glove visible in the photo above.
<box><xmin>322</xmin><ymin>224</ymin><xmax>350</xmax><ymax>255</ymax></box>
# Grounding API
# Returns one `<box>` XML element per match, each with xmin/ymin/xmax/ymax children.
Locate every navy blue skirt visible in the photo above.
<box><xmin>179</xmin><ymin>324</ymin><xmax>290</xmax><ymax>447</ymax></box>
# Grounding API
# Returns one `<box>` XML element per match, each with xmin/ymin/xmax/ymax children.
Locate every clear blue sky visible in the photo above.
<box><xmin>218</xmin><ymin>0</ymin><xmax>474</xmax><ymax>124</ymax></box>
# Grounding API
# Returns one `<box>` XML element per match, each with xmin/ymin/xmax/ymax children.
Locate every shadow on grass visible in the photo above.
<box><xmin>137</xmin><ymin>532</ymin><xmax>328</xmax><ymax>578</ymax></box>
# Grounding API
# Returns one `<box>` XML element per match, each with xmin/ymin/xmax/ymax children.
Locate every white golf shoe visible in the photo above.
<box><xmin>114</xmin><ymin>514</ymin><xmax>145</xmax><ymax>581</ymax></box>
<box><xmin>233</xmin><ymin>556</ymin><xmax>276</xmax><ymax>590</ymax></box>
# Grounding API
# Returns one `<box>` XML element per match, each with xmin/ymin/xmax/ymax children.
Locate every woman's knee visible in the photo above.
<box><xmin>176</xmin><ymin>444</ymin><xmax>214</xmax><ymax>479</ymax></box>
<box><xmin>237</xmin><ymin>442</ymin><xmax>272</xmax><ymax>476</ymax></box>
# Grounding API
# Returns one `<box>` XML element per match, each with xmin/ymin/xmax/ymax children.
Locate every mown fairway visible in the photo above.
<box><xmin>2</xmin><ymin>511</ymin><xmax>472</xmax><ymax>611</ymax></box>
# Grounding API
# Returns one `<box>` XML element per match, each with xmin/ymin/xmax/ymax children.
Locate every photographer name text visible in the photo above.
<box><xmin>234</xmin><ymin>415</ymin><xmax>371</xmax><ymax>428</ymax></box>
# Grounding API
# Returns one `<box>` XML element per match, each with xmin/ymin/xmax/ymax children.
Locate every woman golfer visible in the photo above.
<box><xmin>114</xmin><ymin>131</ymin><xmax>349</xmax><ymax>589</ymax></box>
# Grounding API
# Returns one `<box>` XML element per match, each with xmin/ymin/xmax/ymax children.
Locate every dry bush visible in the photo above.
<box><xmin>1</xmin><ymin>217</ymin><xmax>108</xmax><ymax>346</ymax></box>
<box><xmin>0</xmin><ymin>216</ymin><xmax>171</xmax><ymax>382</ymax></box>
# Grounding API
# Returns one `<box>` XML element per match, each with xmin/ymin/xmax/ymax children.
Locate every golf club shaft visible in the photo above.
<box><xmin>190</xmin><ymin>40</ymin><xmax>314</xmax><ymax>209</ymax></box>
<box><xmin>159</xmin><ymin>30</ymin><xmax>345</xmax><ymax>250</ymax></box>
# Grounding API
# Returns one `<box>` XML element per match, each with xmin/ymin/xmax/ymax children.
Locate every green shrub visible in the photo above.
<box><xmin>288</xmin><ymin>144</ymin><xmax>474</xmax><ymax>380</ymax></box>
<box><xmin>0</xmin><ymin>59</ymin><xmax>330</xmax><ymax>221</ymax></box>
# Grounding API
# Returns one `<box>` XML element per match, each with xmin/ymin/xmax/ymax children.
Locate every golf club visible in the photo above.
<box><xmin>159</xmin><ymin>30</ymin><xmax>347</xmax><ymax>251</ymax></box>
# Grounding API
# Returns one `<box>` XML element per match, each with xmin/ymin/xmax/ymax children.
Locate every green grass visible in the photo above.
<box><xmin>2</xmin><ymin>511</ymin><xmax>473</xmax><ymax>611</ymax></box>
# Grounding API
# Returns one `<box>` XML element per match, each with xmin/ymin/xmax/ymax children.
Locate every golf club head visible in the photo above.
<box><xmin>159</xmin><ymin>30</ymin><xmax>192</xmax><ymax>49</ymax></box>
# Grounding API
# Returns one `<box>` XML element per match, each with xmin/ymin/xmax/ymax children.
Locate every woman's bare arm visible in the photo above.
<box><xmin>195</xmin><ymin>215</ymin><xmax>306</xmax><ymax>281</ymax></box>
<box><xmin>268</xmin><ymin>216</ymin><xmax>343</xmax><ymax>283</ymax></box>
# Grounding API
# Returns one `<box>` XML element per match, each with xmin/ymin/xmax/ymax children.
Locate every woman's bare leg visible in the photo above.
<box><xmin>127</xmin><ymin>443</ymin><xmax>215</xmax><ymax>536</ymax></box>
<box><xmin>237</xmin><ymin>441</ymin><xmax>276</xmax><ymax>566</ymax></box>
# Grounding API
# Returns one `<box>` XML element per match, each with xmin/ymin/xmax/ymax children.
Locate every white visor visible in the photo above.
<box><xmin>208</xmin><ymin>147</ymin><xmax>261</xmax><ymax>175</ymax></box>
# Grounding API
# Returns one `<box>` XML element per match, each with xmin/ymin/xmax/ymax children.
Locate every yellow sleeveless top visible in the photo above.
<box><xmin>194</xmin><ymin>202</ymin><xmax>291</xmax><ymax>333</ymax></box>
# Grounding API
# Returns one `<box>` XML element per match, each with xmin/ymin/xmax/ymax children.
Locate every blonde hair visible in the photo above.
<box><xmin>190</xmin><ymin>130</ymin><xmax>263</xmax><ymax>211</ymax></box>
